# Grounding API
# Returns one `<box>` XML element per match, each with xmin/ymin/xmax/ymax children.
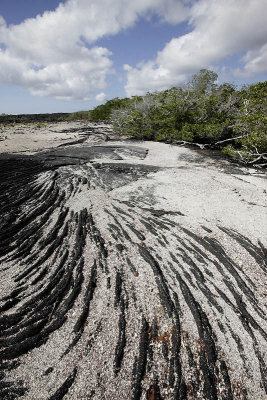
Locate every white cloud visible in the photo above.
<box><xmin>124</xmin><ymin>62</ymin><xmax>186</xmax><ymax>95</ymax></box>
<box><xmin>0</xmin><ymin>46</ymin><xmax>112</xmax><ymax>100</ymax></box>
<box><xmin>125</xmin><ymin>0</ymin><xmax>267</xmax><ymax>96</ymax></box>
<box><xmin>0</xmin><ymin>0</ymin><xmax>191</xmax><ymax>101</ymax></box>
<box><xmin>2</xmin><ymin>0</ymin><xmax>265</xmax><ymax>102</ymax></box>
<box><xmin>232</xmin><ymin>43</ymin><xmax>267</xmax><ymax>78</ymax></box>
<box><xmin>95</xmin><ymin>92</ymin><xmax>106</xmax><ymax>102</ymax></box>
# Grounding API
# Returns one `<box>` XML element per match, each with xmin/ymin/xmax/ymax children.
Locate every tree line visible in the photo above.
<box><xmin>80</xmin><ymin>69</ymin><xmax>267</xmax><ymax>166</ymax></box>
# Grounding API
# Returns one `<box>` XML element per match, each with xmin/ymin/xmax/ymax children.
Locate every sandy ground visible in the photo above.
<box><xmin>0</xmin><ymin>121</ymin><xmax>113</xmax><ymax>153</ymax></box>
<box><xmin>0</xmin><ymin>121</ymin><xmax>266</xmax><ymax>400</ymax></box>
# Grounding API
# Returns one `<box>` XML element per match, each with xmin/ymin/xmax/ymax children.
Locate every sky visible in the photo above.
<box><xmin>0</xmin><ymin>0</ymin><xmax>266</xmax><ymax>115</ymax></box>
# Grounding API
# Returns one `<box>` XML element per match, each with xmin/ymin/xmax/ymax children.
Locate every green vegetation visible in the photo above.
<box><xmin>88</xmin><ymin>69</ymin><xmax>266</xmax><ymax>166</ymax></box>
<box><xmin>221</xmin><ymin>81</ymin><xmax>267</xmax><ymax>164</ymax></box>
<box><xmin>89</xmin><ymin>97</ymin><xmax>133</xmax><ymax>121</ymax></box>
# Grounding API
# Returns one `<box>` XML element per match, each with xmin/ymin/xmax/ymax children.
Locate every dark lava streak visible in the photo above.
<box><xmin>0</xmin><ymin>145</ymin><xmax>266</xmax><ymax>400</ymax></box>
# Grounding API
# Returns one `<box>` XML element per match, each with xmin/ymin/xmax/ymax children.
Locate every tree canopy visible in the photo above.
<box><xmin>88</xmin><ymin>70</ymin><xmax>267</xmax><ymax>166</ymax></box>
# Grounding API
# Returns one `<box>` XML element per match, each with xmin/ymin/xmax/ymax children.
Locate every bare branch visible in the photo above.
<box><xmin>175</xmin><ymin>140</ymin><xmax>208</xmax><ymax>149</ymax></box>
<box><xmin>213</xmin><ymin>136</ymin><xmax>243</xmax><ymax>146</ymax></box>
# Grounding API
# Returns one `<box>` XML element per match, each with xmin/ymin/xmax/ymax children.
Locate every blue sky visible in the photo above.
<box><xmin>0</xmin><ymin>0</ymin><xmax>266</xmax><ymax>114</ymax></box>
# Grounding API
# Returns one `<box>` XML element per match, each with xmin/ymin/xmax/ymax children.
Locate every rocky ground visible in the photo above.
<box><xmin>0</xmin><ymin>121</ymin><xmax>266</xmax><ymax>400</ymax></box>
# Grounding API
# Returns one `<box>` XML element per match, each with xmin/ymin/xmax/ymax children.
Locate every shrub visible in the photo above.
<box><xmin>109</xmin><ymin>71</ymin><xmax>266</xmax><ymax>166</ymax></box>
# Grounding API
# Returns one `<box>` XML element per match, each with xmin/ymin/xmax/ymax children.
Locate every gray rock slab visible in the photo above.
<box><xmin>0</xmin><ymin>122</ymin><xmax>266</xmax><ymax>400</ymax></box>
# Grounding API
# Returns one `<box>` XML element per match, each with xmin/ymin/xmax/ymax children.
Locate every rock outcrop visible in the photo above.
<box><xmin>0</xmin><ymin>122</ymin><xmax>266</xmax><ymax>399</ymax></box>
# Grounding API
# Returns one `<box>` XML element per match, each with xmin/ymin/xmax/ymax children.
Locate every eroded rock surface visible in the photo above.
<box><xmin>0</xmin><ymin>122</ymin><xmax>266</xmax><ymax>399</ymax></box>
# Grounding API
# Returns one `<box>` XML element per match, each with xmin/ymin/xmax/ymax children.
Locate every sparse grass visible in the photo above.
<box><xmin>68</xmin><ymin>111</ymin><xmax>90</xmax><ymax>121</ymax></box>
<box><xmin>35</xmin><ymin>122</ymin><xmax>48</xmax><ymax>128</ymax></box>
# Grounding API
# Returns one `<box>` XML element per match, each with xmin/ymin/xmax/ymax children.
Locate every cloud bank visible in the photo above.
<box><xmin>0</xmin><ymin>0</ymin><xmax>190</xmax><ymax>100</ymax></box>
<box><xmin>125</xmin><ymin>0</ymin><xmax>267</xmax><ymax>96</ymax></box>
<box><xmin>0</xmin><ymin>0</ymin><xmax>266</xmax><ymax>101</ymax></box>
